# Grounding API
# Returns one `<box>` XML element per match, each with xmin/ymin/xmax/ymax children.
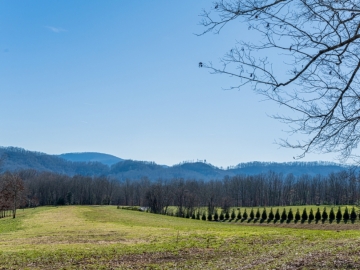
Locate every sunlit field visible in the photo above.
<box><xmin>1</xmin><ymin>206</ymin><xmax>360</xmax><ymax>269</ymax></box>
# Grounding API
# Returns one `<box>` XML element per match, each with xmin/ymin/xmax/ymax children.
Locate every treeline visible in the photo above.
<box><xmin>1</xmin><ymin>169</ymin><xmax>360</xmax><ymax>218</ymax></box>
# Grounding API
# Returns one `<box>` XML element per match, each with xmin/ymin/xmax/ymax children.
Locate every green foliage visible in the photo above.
<box><xmin>295</xmin><ymin>209</ymin><xmax>301</xmax><ymax>221</ymax></box>
<box><xmin>322</xmin><ymin>208</ymin><xmax>328</xmax><ymax>221</ymax></box>
<box><xmin>249</xmin><ymin>209</ymin><xmax>255</xmax><ymax>220</ymax></box>
<box><xmin>231</xmin><ymin>209</ymin><xmax>236</xmax><ymax>220</ymax></box>
<box><xmin>268</xmin><ymin>208</ymin><xmax>274</xmax><ymax>220</ymax></box>
<box><xmin>219</xmin><ymin>211</ymin><xmax>224</xmax><ymax>221</ymax></box>
<box><xmin>281</xmin><ymin>209</ymin><xmax>287</xmax><ymax>221</ymax></box>
<box><xmin>315</xmin><ymin>208</ymin><xmax>321</xmax><ymax>221</ymax></box>
<box><xmin>255</xmin><ymin>208</ymin><xmax>261</xmax><ymax>219</ymax></box>
<box><xmin>329</xmin><ymin>208</ymin><xmax>335</xmax><ymax>221</ymax></box>
<box><xmin>287</xmin><ymin>209</ymin><xmax>293</xmax><ymax>221</ymax></box>
<box><xmin>207</xmin><ymin>212</ymin><xmax>212</xmax><ymax>221</ymax></box>
<box><xmin>336</xmin><ymin>207</ymin><xmax>342</xmax><ymax>221</ymax></box>
<box><xmin>201</xmin><ymin>212</ymin><xmax>206</xmax><ymax>221</ymax></box>
<box><xmin>343</xmin><ymin>207</ymin><xmax>349</xmax><ymax>221</ymax></box>
<box><xmin>351</xmin><ymin>207</ymin><xmax>357</xmax><ymax>221</ymax></box>
<box><xmin>196</xmin><ymin>211</ymin><xmax>200</xmax><ymax>220</ymax></box>
<box><xmin>225</xmin><ymin>211</ymin><xmax>230</xmax><ymax>220</ymax></box>
<box><xmin>191</xmin><ymin>213</ymin><xmax>196</xmax><ymax>219</ymax></box>
<box><xmin>261</xmin><ymin>208</ymin><xmax>267</xmax><ymax>220</ymax></box>
<box><xmin>308</xmin><ymin>209</ymin><xmax>314</xmax><ymax>221</ymax></box>
<box><xmin>275</xmin><ymin>209</ymin><xmax>280</xmax><ymax>220</ymax></box>
<box><xmin>243</xmin><ymin>209</ymin><xmax>248</xmax><ymax>220</ymax></box>
<box><xmin>301</xmin><ymin>208</ymin><xmax>308</xmax><ymax>221</ymax></box>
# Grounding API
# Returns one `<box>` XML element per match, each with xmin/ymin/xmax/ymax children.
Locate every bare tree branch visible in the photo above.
<box><xmin>199</xmin><ymin>0</ymin><xmax>360</xmax><ymax>161</ymax></box>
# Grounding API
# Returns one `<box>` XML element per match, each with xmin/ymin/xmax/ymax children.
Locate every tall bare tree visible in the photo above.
<box><xmin>1</xmin><ymin>172</ymin><xmax>24</xmax><ymax>218</ymax></box>
<box><xmin>200</xmin><ymin>0</ymin><xmax>360</xmax><ymax>160</ymax></box>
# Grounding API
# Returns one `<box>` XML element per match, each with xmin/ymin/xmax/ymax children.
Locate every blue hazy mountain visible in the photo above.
<box><xmin>0</xmin><ymin>147</ymin><xmax>354</xmax><ymax>180</ymax></box>
<box><xmin>58</xmin><ymin>152</ymin><xmax>123</xmax><ymax>166</ymax></box>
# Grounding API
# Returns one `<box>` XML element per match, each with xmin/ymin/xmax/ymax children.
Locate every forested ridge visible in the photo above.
<box><xmin>0</xmin><ymin>147</ymin><xmax>351</xmax><ymax>180</ymax></box>
<box><xmin>1</xmin><ymin>168</ymin><xmax>360</xmax><ymax>217</ymax></box>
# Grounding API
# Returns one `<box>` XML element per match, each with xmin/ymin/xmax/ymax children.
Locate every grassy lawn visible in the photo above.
<box><xmin>1</xmin><ymin>206</ymin><xmax>360</xmax><ymax>269</ymax></box>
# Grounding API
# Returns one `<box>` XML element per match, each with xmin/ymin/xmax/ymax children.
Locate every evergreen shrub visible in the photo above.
<box><xmin>275</xmin><ymin>209</ymin><xmax>280</xmax><ymax>220</ymax></box>
<box><xmin>261</xmin><ymin>208</ymin><xmax>267</xmax><ymax>220</ymax></box>
<box><xmin>343</xmin><ymin>207</ymin><xmax>349</xmax><ymax>221</ymax></box>
<box><xmin>308</xmin><ymin>209</ymin><xmax>314</xmax><ymax>221</ymax></box>
<box><xmin>255</xmin><ymin>208</ymin><xmax>261</xmax><ymax>220</ymax></box>
<box><xmin>237</xmin><ymin>210</ymin><xmax>242</xmax><ymax>220</ymax></box>
<box><xmin>231</xmin><ymin>209</ymin><xmax>236</xmax><ymax>220</ymax></box>
<box><xmin>268</xmin><ymin>208</ymin><xmax>274</xmax><ymax>221</ymax></box>
<box><xmin>287</xmin><ymin>208</ymin><xmax>294</xmax><ymax>221</ymax></box>
<box><xmin>350</xmin><ymin>207</ymin><xmax>357</xmax><ymax>221</ymax></box>
<box><xmin>336</xmin><ymin>207</ymin><xmax>342</xmax><ymax>221</ymax></box>
<box><xmin>214</xmin><ymin>211</ymin><xmax>219</xmax><ymax>221</ymax></box>
<box><xmin>249</xmin><ymin>209</ymin><xmax>255</xmax><ymax>220</ymax></box>
<box><xmin>243</xmin><ymin>209</ymin><xmax>248</xmax><ymax>220</ymax></box>
<box><xmin>322</xmin><ymin>208</ymin><xmax>328</xmax><ymax>221</ymax></box>
<box><xmin>329</xmin><ymin>208</ymin><xmax>335</xmax><ymax>221</ymax></box>
<box><xmin>301</xmin><ymin>208</ymin><xmax>308</xmax><ymax>221</ymax></box>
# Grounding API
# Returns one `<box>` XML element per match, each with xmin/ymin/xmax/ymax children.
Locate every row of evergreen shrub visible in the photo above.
<box><xmin>191</xmin><ymin>207</ymin><xmax>359</xmax><ymax>222</ymax></box>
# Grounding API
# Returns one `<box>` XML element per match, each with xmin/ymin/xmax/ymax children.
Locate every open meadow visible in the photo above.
<box><xmin>1</xmin><ymin>206</ymin><xmax>360</xmax><ymax>269</ymax></box>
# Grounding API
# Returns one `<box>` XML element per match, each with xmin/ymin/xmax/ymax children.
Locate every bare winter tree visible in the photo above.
<box><xmin>1</xmin><ymin>172</ymin><xmax>24</xmax><ymax>218</ymax></box>
<box><xmin>200</xmin><ymin>0</ymin><xmax>360</xmax><ymax>160</ymax></box>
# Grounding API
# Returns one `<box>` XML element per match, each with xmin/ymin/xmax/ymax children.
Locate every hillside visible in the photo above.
<box><xmin>0</xmin><ymin>147</ymin><xmax>353</xmax><ymax>180</ymax></box>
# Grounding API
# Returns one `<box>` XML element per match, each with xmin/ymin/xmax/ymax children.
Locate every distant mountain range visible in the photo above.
<box><xmin>0</xmin><ymin>146</ymin><xmax>355</xmax><ymax>180</ymax></box>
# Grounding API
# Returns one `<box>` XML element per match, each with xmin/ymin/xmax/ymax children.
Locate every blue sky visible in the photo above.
<box><xmin>0</xmin><ymin>1</ymin><xmax>338</xmax><ymax>167</ymax></box>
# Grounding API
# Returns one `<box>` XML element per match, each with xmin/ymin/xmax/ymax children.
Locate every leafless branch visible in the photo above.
<box><xmin>200</xmin><ymin>0</ymin><xmax>360</xmax><ymax>161</ymax></box>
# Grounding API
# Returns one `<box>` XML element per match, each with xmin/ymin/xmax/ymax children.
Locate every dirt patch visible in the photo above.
<box><xmin>107</xmin><ymin>248</ymin><xmax>216</xmax><ymax>269</ymax></box>
<box><xmin>280</xmin><ymin>250</ymin><xmax>360</xmax><ymax>269</ymax></box>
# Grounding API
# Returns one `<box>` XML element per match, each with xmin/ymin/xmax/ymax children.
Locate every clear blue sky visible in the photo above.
<box><xmin>0</xmin><ymin>1</ymin><xmax>338</xmax><ymax>167</ymax></box>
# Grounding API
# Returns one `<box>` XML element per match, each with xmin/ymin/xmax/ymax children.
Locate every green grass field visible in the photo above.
<box><xmin>1</xmin><ymin>206</ymin><xmax>360</xmax><ymax>269</ymax></box>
